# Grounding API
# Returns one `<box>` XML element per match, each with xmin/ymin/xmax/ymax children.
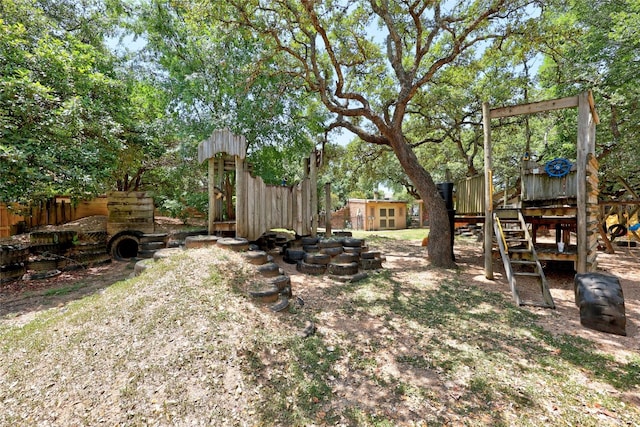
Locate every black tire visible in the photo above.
<box><xmin>297</xmin><ymin>261</ymin><xmax>327</xmax><ymax>275</ymax></box>
<box><xmin>248</xmin><ymin>283</ymin><xmax>280</xmax><ymax>303</ymax></box>
<box><xmin>270</xmin><ymin>296</ymin><xmax>290</xmax><ymax>312</ymax></box>
<box><xmin>327</xmin><ymin>262</ymin><xmax>359</xmax><ymax>276</ymax></box>
<box><xmin>360</xmin><ymin>251</ymin><xmax>376</xmax><ymax>259</ymax></box>
<box><xmin>304</xmin><ymin>253</ymin><xmax>331</xmax><ymax>265</ymax></box>
<box><xmin>257</xmin><ymin>262</ymin><xmax>281</xmax><ymax>278</ymax></box>
<box><xmin>139</xmin><ymin>233</ymin><xmax>168</xmax><ymax>244</ymax></box>
<box><xmin>318</xmin><ymin>239</ymin><xmax>344</xmax><ymax>249</ymax></box>
<box><xmin>303</xmin><ymin>245</ymin><xmax>320</xmax><ymax>253</ymax></box>
<box><xmin>141</xmin><ymin>241</ymin><xmax>166</xmax><ymax>251</ymax></box>
<box><xmin>243</xmin><ymin>250</ymin><xmax>268</xmax><ymax>265</ymax></box>
<box><xmin>134</xmin><ymin>259</ymin><xmax>155</xmax><ymax>276</ymax></box>
<box><xmin>137</xmin><ymin>249</ymin><xmax>157</xmax><ymax>259</ymax></box>
<box><xmin>320</xmin><ymin>246</ymin><xmax>343</xmax><ymax>257</ymax></box>
<box><xmin>1</xmin><ymin>263</ymin><xmax>26</xmax><ymax>283</ymax></box>
<box><xmin>269</xmin><ymin>274</ymin><xmax>291</xmax><ymax>291</ymax></box>
<box><xmin>608</xmin><ymin>224</ymin><xmax>627</xmax><ymax>240</ymax></box>
<box><xmin>333</xmin><ymin>253</ymin><xmax>359</xmax><ymax>264</ymax></box>
<box><xmin>343</xmin><ymin>246</ymin><xmax>362</xmax><ymax>255</ymax></box>
<box><xmin>360</xmin><ymin>258</ymin><xmax>383</xmax><ymax>270</ymax></box>
<box><xmin>301</xmin><ymin>236</ymin><xmax>319</xmax><ymax>246</ymax></box>
<box><xmin>185</xmin><ymin>235</ymin><xmax>219</xmax><ymax>249</ymax></box>
<box><xmin>284</xmin><ymin>249</ymin><xmax>305</xmax><ymax>263</ymax></box>
<box><xmin>342</xmin><ymin>238</ymin><xmax>364</xmax><ymax>248</ymax></box>
<box><xmin>574</xmin><ymin>272</ymin><xmax>626</xmax><ymax>336</ymax></box>
<box><xmin>109</xmin><ymin>234</ymin><xmax>140</xmax><ymax>260</ymax></box>
<box><xmin>217</xmin><ymin>237</ymin><xmax>250</xmax><ymax>252</ymax></box>
<box><xmin>1</xmin><ymin>246</ymin><xmax>29</xmax><ymax>265</ymax></box>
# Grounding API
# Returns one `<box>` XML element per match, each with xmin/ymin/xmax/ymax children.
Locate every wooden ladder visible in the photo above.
<box><xmin>493</xmin><ymin>209</ymin><xmax>555</xmax><ymax>309</ymax></box>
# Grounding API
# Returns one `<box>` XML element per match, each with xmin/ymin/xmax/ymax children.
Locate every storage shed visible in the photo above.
<box><xmin>347</xmin><ymin>199</ymin><xmax>408</xmax><ymax>231</ymax></box>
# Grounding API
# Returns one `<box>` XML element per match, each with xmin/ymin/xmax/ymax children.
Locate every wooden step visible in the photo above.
<box><xmin>511</xmin><ymin>260</ymin><xmax>537</xmax><ymax>266</ymax></box>
<box><xmin>514</xmin><ymin>272</ymin><xmax>541</xmax><ymax>277</ymax></box>
<box><xmin>509</xmin><ymin>248</ymin><xmax>532</xmax><ymax>254</ymax></box>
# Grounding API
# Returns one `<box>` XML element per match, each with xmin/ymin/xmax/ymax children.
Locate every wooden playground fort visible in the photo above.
<box><xmin>455</xmin><ymin>91</ymin><xmax>601</xmax><ymax>308</ymax></box>
<box><xmin>198</xmin><ymin>128</ymin><xmax>319</xmax><ymax>241</ymax></box>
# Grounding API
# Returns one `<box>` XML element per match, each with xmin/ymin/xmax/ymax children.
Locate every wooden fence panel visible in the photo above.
<box><xmin>236</xmin><ymin>175</ymin><xmax>315</xmax><ymax>241</ymax></box>
<box><xmin>0</xmin><ymin>197</ymin><xmax>108</xmax><ymax>238</ymax></box>
<box><xmin>455</xmin><ymin>175</ymin><xmax>485</xmax><ymax>215</ymax></box>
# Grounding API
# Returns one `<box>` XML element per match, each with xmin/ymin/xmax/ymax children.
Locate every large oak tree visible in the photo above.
<box><xmin>230</xmin><ymin>0</ymin><xmax>540</xmax><ymax>267</ymax></box>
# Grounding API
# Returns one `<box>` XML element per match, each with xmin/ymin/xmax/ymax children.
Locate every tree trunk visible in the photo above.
<box><xmin>390</xmin><ymin>135</ymin><xmax>455</xmax><ymax>268</ymax></box>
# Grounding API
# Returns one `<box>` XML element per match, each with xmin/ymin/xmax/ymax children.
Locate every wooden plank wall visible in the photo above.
<box><xmin>0</xmin><ymin>197</ymin><xmax>108</xmax><ymax>238</ymax></box>
<box><xmin>106</xmin><ymin>191</ymin><xmax>155</xmax><ymax>235</ymax></box>
<box><xmin>455</xmin><ymin>175</ymin><xmax>485</xmax><ymax>215</ymax></box>
<box><xmin>236</xmin><ymin>168</ymin><xmax>313</xmax><ymax>241</ymax></box>
<box><xmin>522</xmin><ymin>170</ymin><xmax>577</xmax><ymax>201</ymax></box>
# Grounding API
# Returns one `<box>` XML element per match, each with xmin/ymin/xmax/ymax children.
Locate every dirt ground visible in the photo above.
<box><xmin>1</xmin><ymin>233</ymin><xmax>638</xmax><ymax>363</ymax></box>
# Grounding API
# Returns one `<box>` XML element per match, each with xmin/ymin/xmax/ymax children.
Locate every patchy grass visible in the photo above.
<box><xmin>0</xmin><ymin>245</ymin><xmax>638</xmax><ymax>426</ymax></box>
<box><xmin>350</xmin><ymin>228</ymin><xmax>428</xmax><ymax>241</ymax></box>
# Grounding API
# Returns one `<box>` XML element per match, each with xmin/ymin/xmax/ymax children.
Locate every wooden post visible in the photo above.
<box><xmin>576</xmin><ymin>92</ymin><xmax>590</xmax><ymax>273</ymax></box>
<box><xmin>235</xmin><ymin>156</ymin><xmax>245</xmax><ymax>238</ymax></box>
<box><xmin>216</xmin><ymin>155</ymin><xmax>224</xmax><ymax>221</ymax></box>
<box><xmin>483</xmin><ymin>102</ymin><xmax>494</xmax><ymax>279</ymax></box>
<box><xmin>208</xmin><ymin>157</ymin><xmax>215</xmax><ymax>234</ymax></box>
<box><xmin>310</xmin><ymin>151</ymin><xmax>318</xmax><ymax>237</ymax></box>
<box><xmin>325</xmin><ymin>182</ymin><xmax>332</xmax><ymax>237</ymax></box>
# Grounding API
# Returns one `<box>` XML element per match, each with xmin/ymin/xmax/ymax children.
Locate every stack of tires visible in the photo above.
<box><xmin>137</xmin><ymin>233</ymin><xmax>168</xmax><ymax>258</ymax></box>
<box><xmin>325</xmin><ymin>237</ymin><xmax>364</xmax><ymax>281</ymax></box>
<box><xmin>27</xmin><ymin>231</ymin><xmax>77</xmax><ymax>279</ymax></box>
<box><xmin>289</xmin><ymin>235</ymin><xmax>385</xmax><ymax>282</ymax></box>
<box><xmin>245</xmin><ymin>247</ymin><xmax>291</xmax><ymax>312</ymax></box>
<box><xmin>1</xmin><ymin>244</ymin><xmax>29</xmax><ymax>284</ymax></box>
<box><xmin>66</xmin><ymin>231</ymin><xmax>110</xmax><ymax>268</ymax></box>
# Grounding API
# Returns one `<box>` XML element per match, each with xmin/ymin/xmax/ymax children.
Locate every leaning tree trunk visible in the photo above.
<box><xmin>390</xmin><ymin>136</ymin><xmax>455</xmax><ymax>268</ymax></box>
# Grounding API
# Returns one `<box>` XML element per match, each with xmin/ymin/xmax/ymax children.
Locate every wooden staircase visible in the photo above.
<box><xmin>493</xmin><ymin>209</ymin><xmax>555</xmax><ymax>309</ymax></box>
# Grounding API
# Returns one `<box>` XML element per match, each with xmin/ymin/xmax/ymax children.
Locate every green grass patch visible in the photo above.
<box><xmin>350</xmin><ymin>228</ymin><xmax>428</xmax><ymax>241</ymax></box>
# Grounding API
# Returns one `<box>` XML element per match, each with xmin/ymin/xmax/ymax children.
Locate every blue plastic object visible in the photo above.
<box><xmin>544</xmin><ymin>158</ymin><xmax>572</xmax><ymax>177</ymax></box>
<box><xmin>630</xmin><ymin>223</ymin><xmax>640</xmax><ymax>232</ymax></box>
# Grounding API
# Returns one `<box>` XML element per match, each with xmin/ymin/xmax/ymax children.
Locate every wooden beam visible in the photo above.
<box><xmin>208</xmin><ymin>158</ymin><xmax>215</xmax><ymax>234</ymax></box>
<box><xmin>325</xmin><ymin>182</ymin><xmax>332</xmax><ymax>237</ymax></box>
<box><xmin>490</xmin><ymin>95</ymin><xmax>579</xmax><ymax>119</ymax></box>
<box><xmin>483</xmin><ymin>102</ymin><xmax>494</xmax><ymax>280</ymax></box>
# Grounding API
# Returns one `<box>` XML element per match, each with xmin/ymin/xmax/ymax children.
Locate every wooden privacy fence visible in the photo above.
<box><xmin>235</xmin><ymin>168</ymin><xmax>314</xmax><ymax>241</ymax></box>
<box><xmin>199</xmin><ymin>128</ymin><xmax>319</xmax><ymax>241</ymax></box>
<box><xmin>0</xmin><ymin>197</ymin><xmax>108</xmax><ymax>238</ymax></box>
<box><xmin>455</xmin><ymin>174</ymin><xmax>485</xmax><ymax>215</ymax></box>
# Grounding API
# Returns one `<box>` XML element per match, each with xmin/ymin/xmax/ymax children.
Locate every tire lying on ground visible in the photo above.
<box><xmin>317</xmin><ymin>238</ymin><xmax>344</xmax><ymax>249</ymax></box>
<box><xmin>283</xmin><ymin>248</ymin><xmax>305</xmax><ymax>264</ymax></box>
<box><xmin>333</xmin><ymin>253</ymin><xmax>359</xmax><ymax>264</ymax></box>
<box><xmin>256</xmin><ymin>262</ymin><xmax>281</xmax><ymax>278</ymax></box>
<box><xmin>297</xmin><ymin>261</ymin><xmax>327</xmax><ymax>275</ymax></box>
<box><xmin>153</xmin><ymin>248</ymin><xmax>184</xmax><ymax>261</ymax></box>
<box><xmin>303</xmin><ymin>253</ymin><xmax>331</xmax><ymax>265</ymax></box>
<box><xmin>243</xmin><ymin>250</ymin><xmax>268</xmax><ymax>265</ymax></box>
<box><xmin>342</xmin><ymin>237</ymin><xmax>364</xmax><ymax>248</ymax></box>
<box><xmin>320</xmin><ymin>246</ymin><xmax>343</xmax><ymax>257</ymax></box>
<box><xmin>185</xmin><ymin>235</ymin><xmax>219</xmax><ymax>249</ymax></box>
<box><xmin>217</xmin><ymin>237</ymin><xmax>250</xmax><ymax>252</ymax></box>
<box><xmin>327</xmin><ymin>261</ymin><xmax>359</xmax><ymax>276</ymax></box>
<box><xmin>360</xmin><ymin>258</ymin><xmax>383</xmax><ymax>270</ymax></box>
